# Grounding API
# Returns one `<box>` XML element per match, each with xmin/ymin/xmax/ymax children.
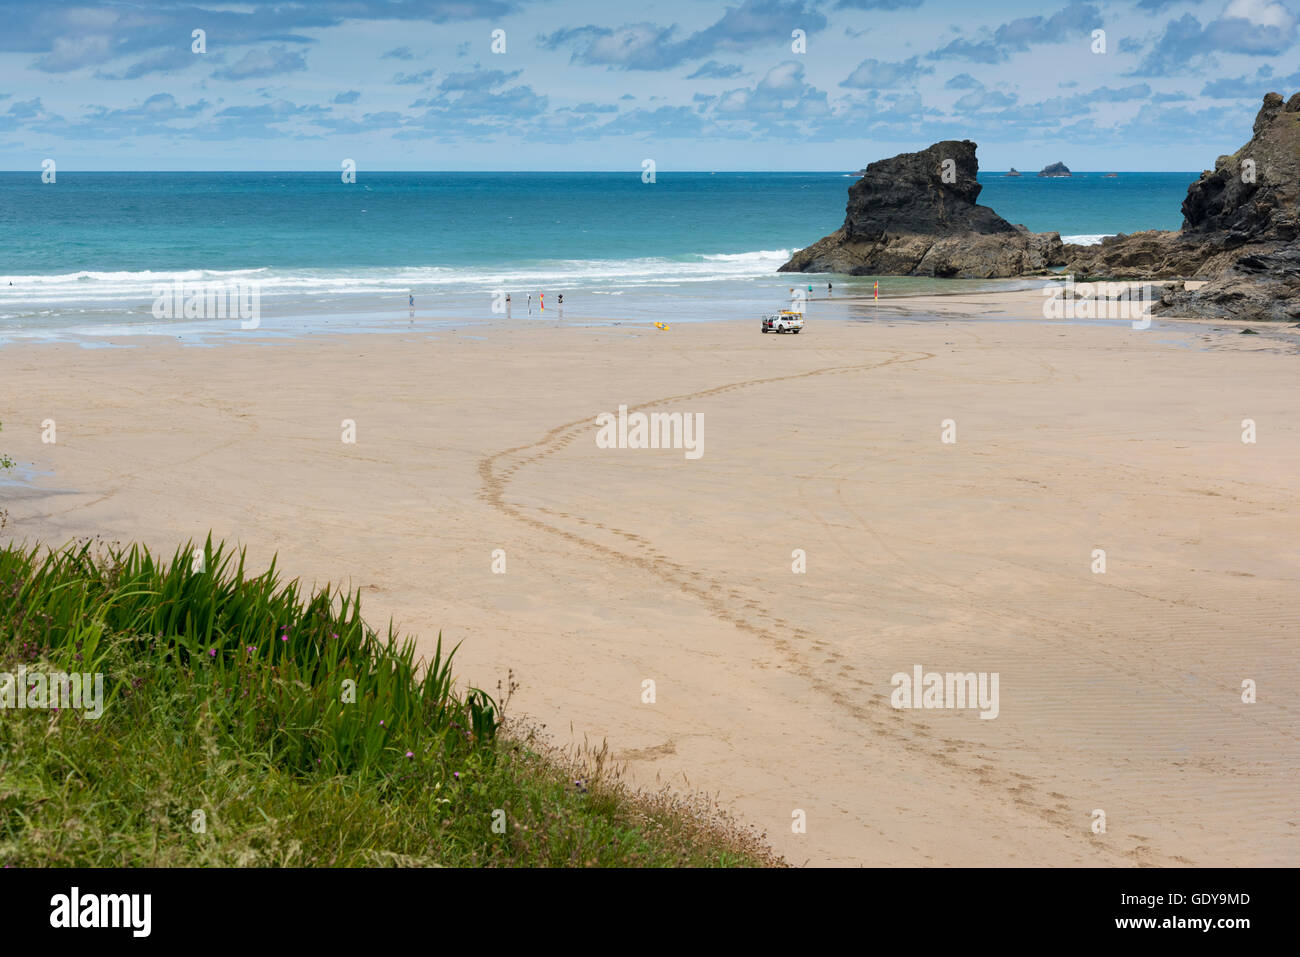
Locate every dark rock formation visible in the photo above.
<box><xmin>1179</xmin><ymin>92</ymin><xmax>1298</xmax><ymax>244</ymax></box>
<box><xmin>1157</xmin><ymin>244</ymin><xmax>1300</xmax><ymax>322</ymax></box>
<box><xmin>782</xmin><ymin>94</ymin><xmax>1297</xmax><ymax>318</ymax></box>
<box><xmin>1038</xmin><ymin>162</ymin><xmax>1071</xmax><ymax>177</ymax></box>
<box><xmin>1062</xmin><ymin>230</ymin><xmax>1235</xmax><ymax>280</ymax></box>
<box><xmin>1067</xmin><ymin>91</ymin><xmax>1300</xmax><ymax>321</ymax></box>
<box><xmin>779</xmin><ymin>140</ymin><xmax>1064</xmax><ymax>278</ymax></box>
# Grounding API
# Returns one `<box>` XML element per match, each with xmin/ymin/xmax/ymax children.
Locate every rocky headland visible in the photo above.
<box><xmin>781</xmin><ymin>92</ymin><xmax>1299</xmax><ymax>321</ymax></box>
<box><xmin>1066</xmin><ymin>92</ymin><xmax>1300</xmax><ymax>321</ymax></box>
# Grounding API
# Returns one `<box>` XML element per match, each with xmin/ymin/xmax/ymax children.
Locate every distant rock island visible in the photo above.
<box><xmin>1037</xmin><ymin>162</ymin><xmax>1071</xmax><ymax>177</ymax></box>
<box><xmin>778</xmin><ymin>140</ymin><xmax>1063</xmax><ymax>279</ymax></box>
<box><xmin>1007</xmin><ymin>168</ymin><xmax>1022</xmax><ymax>177</ymax></box>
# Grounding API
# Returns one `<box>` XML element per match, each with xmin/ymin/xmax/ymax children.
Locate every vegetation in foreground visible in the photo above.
<box><xmin>0</xmin><ymin>420</ymin><xmax>13</xmax><ymax>533</ymax></box>
<box><xmin>0</xmin><ymin>538</ymin><xmax>780</xmax><ymax>867</ymax></box>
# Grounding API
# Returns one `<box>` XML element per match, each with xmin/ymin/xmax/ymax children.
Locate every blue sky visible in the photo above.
<box><xmin>1</xmin><ymin>0</ymin><xmax>1297</xmax><ymax>170</ymax></box>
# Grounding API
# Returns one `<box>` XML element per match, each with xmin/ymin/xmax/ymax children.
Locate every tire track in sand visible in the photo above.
<box><xmin>476</xmin><ymin>349</ymin><xmax>1148</xmax><ymax>864</ymax></box>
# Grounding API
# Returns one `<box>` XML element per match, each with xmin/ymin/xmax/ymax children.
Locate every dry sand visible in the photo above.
<box><xmin>3</xmin><ymin>288</ymin><xmax>1297</xmax><ymax>866</ymax></box>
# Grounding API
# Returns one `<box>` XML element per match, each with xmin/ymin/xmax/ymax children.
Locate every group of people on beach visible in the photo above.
<box><xmin>509</xmin><ymin>292</ymin><xmax>562</xmax><ymax>315</ymax></box>
<box><xmin>405</xmin><ymin>280</ymin><xmax>843</xmax><ymax>322</ymax></box>
<box><xmin>789</xmin><ymin>283</ymin><xmax>834</xmax><ymax>302</ymax></box>
<box><xmin>406</xmin><ymin>291</ymin><xmax>564</xmax><ymax>317</ymax></box>
<box><xmin>405</xmin><ymin>280</ymin><xmax>843</xmax><ymax>321</ymax></box>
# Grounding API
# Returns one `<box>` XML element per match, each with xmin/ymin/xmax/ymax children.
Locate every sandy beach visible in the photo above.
<box><xmin>2</xmin><ymin>289</ymin><xmax>1297</xmax><ymax>867</ymax></box>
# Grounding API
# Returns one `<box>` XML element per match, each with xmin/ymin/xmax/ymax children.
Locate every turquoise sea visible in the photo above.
<box><xmin>0</xmin><ymin>171</ymin><xmax>1198</xmax><ymax>339</ymax></box>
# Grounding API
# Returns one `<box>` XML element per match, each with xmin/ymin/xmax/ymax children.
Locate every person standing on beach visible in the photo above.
<box><xmin>827</xmin><ymin>282</ymin><xmax>833</xmax><ymax>296</ymax></box>
<box><xmin>527</xmin><ymin>293</ymin><xmax>532</xmax><ymax>315</ymax></box>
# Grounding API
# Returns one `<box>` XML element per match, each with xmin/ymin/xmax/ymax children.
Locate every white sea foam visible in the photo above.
<box><xmin>0</xmin><ymin>251</ymin><xmax>795</xmax><ymax>306</ymax></box>
<box><xmin>697</xmin><ymin>249</ymin><xmax>792</xmax><ymax>264</ymax></box>
<box><xmin>1061</xmin><ymin>234</ymin><xmax>1112</xmax><ymax>246</ymax></box>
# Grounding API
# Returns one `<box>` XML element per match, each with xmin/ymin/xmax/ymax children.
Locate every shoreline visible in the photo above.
<box><xmin>4</xmin><ymin>277</ymin><xmax>1290</xmax><ymax>353</ymax></box>
<box><xmin>0</xmin><ymin>274</ymin><xmax>1054</xmax><ymax>347</ymax></box>
<box><xmin>3</xmin><ymin>289</ymin><xmax>1297</xmax><ymax>866</ymax></box>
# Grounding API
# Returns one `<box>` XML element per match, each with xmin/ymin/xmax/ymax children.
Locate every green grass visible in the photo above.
<box><xmin>0</xmin><ymin>537</ymin><xmax>779</xmax><ymax>867</ymax></box>
<box><xmin>0</xmin><ymin>419</ymin><xmax>13</xmax><ymax>472</ymax></box>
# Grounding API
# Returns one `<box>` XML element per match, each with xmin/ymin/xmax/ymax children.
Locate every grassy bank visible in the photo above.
<box><xmin>0</xmin><ymin>538</ymin><xmax>779</xmax><ymax>867</ymax></box>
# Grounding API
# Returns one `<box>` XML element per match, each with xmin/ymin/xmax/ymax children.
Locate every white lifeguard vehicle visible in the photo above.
<box><xmin>761</xmin><ymin>310</ymin><xmax>804</xmax><ymax>334</ymax></box>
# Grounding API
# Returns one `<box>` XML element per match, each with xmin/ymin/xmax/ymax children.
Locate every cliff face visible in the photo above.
<box><xmin>1180</xmin><ymin>91</ymin><xmax>1299</xmax><ymax>243</ymax></box>
<box><xmin>780</xmin><ymin>140</ymin><xmax>1064</xmax><ymax>279</ymax></box>
<box><xmin>1067</xmin><ymin>92</ymin><xmax>1300</xmax><ymax>320</ymax></box>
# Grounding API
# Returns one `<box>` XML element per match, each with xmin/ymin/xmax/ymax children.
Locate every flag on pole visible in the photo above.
<box><xmin>874</xmin><ymin>280</ymin><xmax>879</xmax><ymax>300</ymax></box>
